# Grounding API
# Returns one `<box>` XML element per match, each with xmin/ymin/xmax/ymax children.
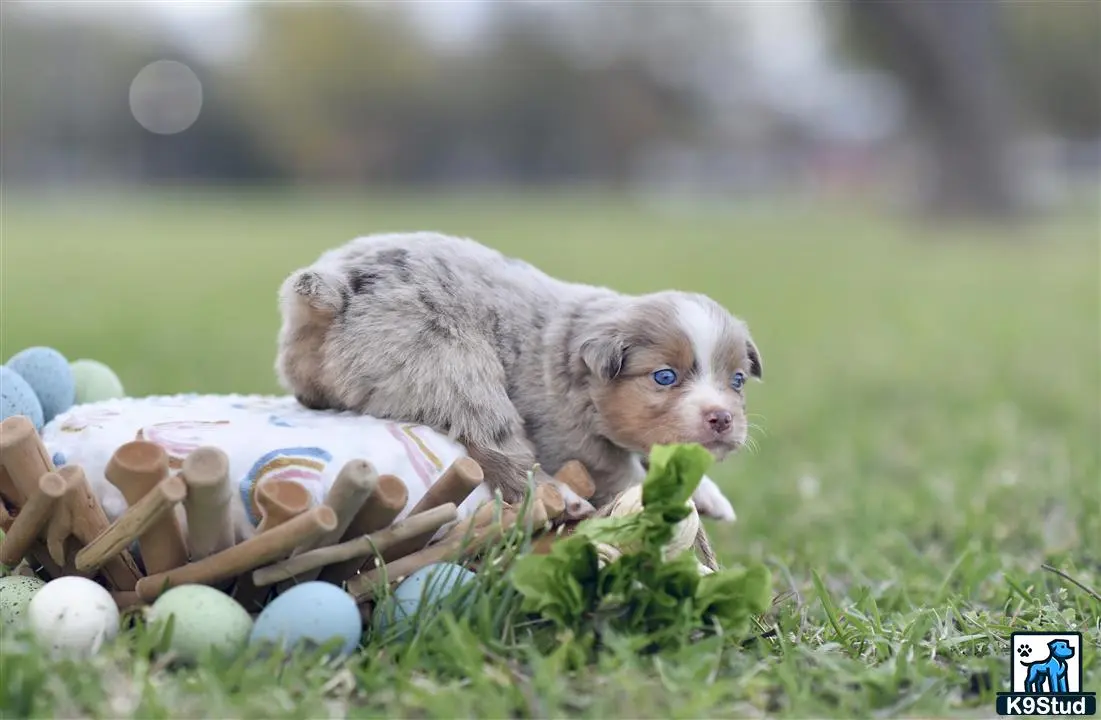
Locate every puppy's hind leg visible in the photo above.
<box><xmin>371</xmin><ymin>338</ymin><xmax>539</xmax><ymax>504</ymax></box>
<box><xmin>464</xmin><ymin>433</ymin><xmax>537</xmax><ymax>505</ymax></box>
<box><xmin>408</xmin><ymin>346</ymin><xmax>593</xmax><ymax>517</ymax></box>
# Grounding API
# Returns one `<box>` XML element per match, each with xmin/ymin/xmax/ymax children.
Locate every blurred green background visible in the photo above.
<box><xmin>2</xmin><ymin>0</ymin><xmax>1098</xmax><ymax>607</ymax></box>
<box><xmin>4</xmin><ymin>192</ymin><xmax>1098</xmax><ymax>581</ymax></box>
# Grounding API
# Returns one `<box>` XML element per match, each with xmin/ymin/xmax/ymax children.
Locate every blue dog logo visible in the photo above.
<box><xmin>1019</xmin><ymin>639</ymin><xmax>1075</xmax><ymax>694</ymax></box>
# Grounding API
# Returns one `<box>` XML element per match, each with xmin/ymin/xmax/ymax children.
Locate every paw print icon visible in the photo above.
<box><xmin>1017</xmin><ymin>644</ymin><xmax>1032</xmax><ymax>658</ymax></box>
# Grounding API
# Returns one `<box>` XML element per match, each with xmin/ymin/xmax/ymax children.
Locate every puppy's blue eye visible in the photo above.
<box><xmin>731</xmin><ymin>372</ymin><xmax>746</xmax><ymax>390</ymax></box>
<box><xmin>653</xmin><ymin>369</ymin><xmax>678</xmax><ymax>386</ymax></box>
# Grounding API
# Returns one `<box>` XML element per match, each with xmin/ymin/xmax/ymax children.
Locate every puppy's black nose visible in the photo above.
<box><xmin>707</xmin><ymin>410</ymin><xmax>733</xmax><ymax>434</ymax></box>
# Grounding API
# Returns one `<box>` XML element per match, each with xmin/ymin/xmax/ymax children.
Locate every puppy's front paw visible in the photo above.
<box><xmin>693</xmin><ymin>476</ymin><xmax>737</xmax><ymax>522</ymax></box>
<box><xmin>551</xmin><ymin>479</ymin><xmax>596</xmax><ymax>520</ymax></box>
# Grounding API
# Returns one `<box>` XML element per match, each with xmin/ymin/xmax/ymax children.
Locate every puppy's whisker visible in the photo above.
<box><xmin>747</xmin><ymin>423</ymin><xmax>769</xmax><ymax>438</ymax></box>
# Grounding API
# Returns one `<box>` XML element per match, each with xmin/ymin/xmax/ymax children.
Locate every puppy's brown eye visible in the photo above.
<box><xmin>731</xmin><ymin>372</ymin><xmax>746</xmax><ymax>391</ymax></box>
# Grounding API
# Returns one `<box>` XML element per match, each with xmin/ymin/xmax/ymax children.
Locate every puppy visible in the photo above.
<box><xmin>275</xmin><ymin>232</ymin><xmax>762</xmax><ymax>520</ymax></box>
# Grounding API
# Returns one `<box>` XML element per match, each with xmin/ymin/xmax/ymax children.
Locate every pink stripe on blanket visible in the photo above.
<box><xmin>386</xmin><ymin>422</ymin><xmax>434</xmax><ymax>490</ymax></box>
<box><xmin>265</xmin><ymin>467</ymin><xmax>322</xmax><ymax>484</ymax></box>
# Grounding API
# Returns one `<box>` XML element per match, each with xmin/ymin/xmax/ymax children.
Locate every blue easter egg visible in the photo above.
<box><xmin>6</xmin><ymin>347</ymin><xmax>75</xmax><ymax>424</ymax></box>
<box><xmin>0</xmin><ymin>366</ymin><xmax>45</xmax><ymax>430</ymax></box>
<box><xmin>249</xmin><ymin>581</ymin><xmax>361</xmax><ymax>657</ymax></box>
<box><xmin>375</xmin><ymin>562</ymin><xmax>476</xmax><ymax>635</ymax></box>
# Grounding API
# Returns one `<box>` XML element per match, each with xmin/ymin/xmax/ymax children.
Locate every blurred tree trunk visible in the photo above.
<box><xmin>847</xmin><ymin>0</ymin><xmax>1027</xmax><ymax>221</ymax></box>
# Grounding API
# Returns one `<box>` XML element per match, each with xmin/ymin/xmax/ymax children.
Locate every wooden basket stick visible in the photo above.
<box><xmin>347</xmin><ymin>503</ymin><xmax>532</xmax><ymax>602</ymax></box>
<box><xmin>318</xmin><ymin>473</ymin><xmax>408</xmax><ymax>585</ymax></box>
<box><xmin>0</xmin><ymin>465</ymin><xmax>23</xmax><ymax>507</ymax></box>
<box><xmin>407</xmin><ymin>458</ymin><xmax>483</xmax><ymax>517</ymax></box>
<box><xmin>105</xmin><ymin>441</ymin><xmax>189</xmax><ymax>575</ymax></box>
<box><xmin>554</xmin><ymin>460</ymin><xmax>595</xmax><ymax>500</ymax></box>
<box><xmin>0</xmin><ymin>416</ymin><xmax>55</xmax><ymax>501</ymax></box>
<box><xmin>234</xmin><ymin>479</ymin><xmax>313</xmax><ymax>610</ymax></box>
<box><xmin>0</xmin><ymin>472</ymin><xmax>67</xmax><ymax>568</ymax></box>
<box><xmin>74</xmin><ymin>475</ymin><xmax>187</xmax><ymax>574</ymax></box>
<box><xmin>136</xmin><ymin>505</ymin><xmax>337</xmax><ymax>602</ymax></box>
<box><xmin>255</xmin><ymin>479</ymin><xmax>312</xmax><ymax>533</ymax></box>
<box><xmin>110</xmin><ymin>590</ymin><xmax>144</xmax><ymax>612</ymax></box>
<box><xmin>438</xmin><ymin>497</ymin><xmax>505</xmax><ymax>546</ymax></box>
<box><xmin>252</xmin><ymin>503</ymin><xmax>458</xmax><ymax>587</ymax></box>
<box><xmin>275</xmin><ymin>460</ymin><xmax>379</xmax><ymax>589</ymax></box>
<box><xmin>380</xmin><ymin>459</ymin><xmax>483</xmax><ymax>562</ymax></box>
<box><xmin>0</xmin><ymin>418</ymin><xmax>141</xmax><ymax>586</ymax></box>
<box><xmin>535</xmin><ymin>484</ymin><xmax>565</xmax><ymax>520</ymax></box>
<box><xmin>180</xmin><ymin>447</ymin><xmax>235</xmax><ymax>560</ymax></box>
<box><xmin>56</xmin><ymin>465</ymin><xmax>143</xmax><ymax>589</ymax></box>
<box><xmin>0</xmin><ymin>417</ymin><xmax>65</xmax><ymax>577</ymax></box>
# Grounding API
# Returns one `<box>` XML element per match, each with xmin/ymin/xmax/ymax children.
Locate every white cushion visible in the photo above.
<box><xmin>42</xmin><ymin>394</ymin><xmax>491</xmax><ymax>534</ymax></box>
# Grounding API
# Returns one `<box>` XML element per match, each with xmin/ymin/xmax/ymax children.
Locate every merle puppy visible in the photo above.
<box><xmin>276</xmin><ymin>232</ymin><xmax>762</xmax><ymax>520</ymax></box>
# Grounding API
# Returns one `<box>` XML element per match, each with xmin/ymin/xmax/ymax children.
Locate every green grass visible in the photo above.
<box><xmin>1</xmin><ymin>190</ymin><xmax>1099</xmax><ymax>718</ymax></box>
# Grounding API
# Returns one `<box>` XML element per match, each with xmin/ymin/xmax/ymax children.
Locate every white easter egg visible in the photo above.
<box><xmin>26</xmin><ymin>576</ymin><xmax>119</xmax><ymax>658</ymax></box>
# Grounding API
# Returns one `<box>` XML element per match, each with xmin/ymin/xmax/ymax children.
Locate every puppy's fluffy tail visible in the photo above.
<box><xmin>275</xmin><ymin>267</ymin><xmax>347</xmax><ymax>410</ymax></box>
<box><xmin>279</xmin><ymin>267</ymin><xmax>349</xmax><ymax>319</ymax></box>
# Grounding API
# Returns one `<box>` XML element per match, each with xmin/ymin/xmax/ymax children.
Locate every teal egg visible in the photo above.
<box><xmin>0</xmin><ymin>575</ymin><xmax>46</xmax><ymax>630</ymax></box>
<box><xmin>250</xmin><ymin>582</ymin><xmax>361</xmax><ymax>657</ymax></box>
<box><xmin>69</xmin><ymin>359</ymin><xmax>125</xmax><ymax>404</ymax></box>
<box><xmin>6</xmin><ymin>347</ymin><xmax>75</xmax><ymax>424</ymax></box>
<box><xmin>0</xmin><ymin>366</ymin><xmax>45</xmax><ymax>430</ymax></box>
<box><xmin>374</xmin><ymin>562</ymin><xmax>476</xmax><ymax>635</ymax></box>
<box><xmin>149</xmin><ymin>585</ymin><xmax>253</xmax><ymax>663</ymax></box>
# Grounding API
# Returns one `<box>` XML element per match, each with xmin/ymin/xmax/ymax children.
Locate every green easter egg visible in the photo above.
<box><xmin>149</xmin><ymin>585</ymin><xmax>253</xmax><ymax>663</ymax></box>
<box><xmin>69</xmin><ymin>359</ymin><xmax>125</xmax><ymax>404</ymax></box>
<box><xmin>0</xmin><ymin>575</ymin><xmax>46</xmax><ymax>629</ymax></box>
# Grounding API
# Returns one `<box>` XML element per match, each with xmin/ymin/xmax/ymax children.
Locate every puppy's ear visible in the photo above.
<box><xmin>746</xmin><ymin>337</ymin><xmax>763</xmax><ymax>380</ymax></box>
<box><xmin>280</xmin><ymin>268</ymin><xmax>348</xmax><ymax>317</ymax></box>
<box><xmin>578</xmin><ymin>329</ymin><xmax>628</xmax><ymax>381</ymax></box>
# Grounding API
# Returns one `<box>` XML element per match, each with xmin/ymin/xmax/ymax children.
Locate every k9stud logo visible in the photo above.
<box><xmin>996</xmin><ymin>632</ymin><xmax>1096</xmax><ymax>716</ymax></box>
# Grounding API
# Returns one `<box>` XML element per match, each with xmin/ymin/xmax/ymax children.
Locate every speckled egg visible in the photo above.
<box><xmin>149</xmin><ymin>585</ymin><xmax>253</xmax><ymax>663</ymax></box>
<box><xmin>0</xmin><ymin>575</ymin><xmax>46</xmax><ymax>629</ymax></box>
<box><xmin>250</xmin><ymin>581</ymin><xmax>361</xmax><ymax>657</ymax></box>
<box><xmin>6</xmin><ymin>347</ymin><xmax>75</xmax><ymax>424</ymax></box>
<box><xmin>26</xmin><ymin>576</ymin><xmax>119</xmax><ymax>658</ymax></box>
<box><xmin>374</xmin><ymin>562</ymin><xmax>476</xmax><ymax>634</ymax></box>
<box><xmin>0</xmin><ymin>366</ymin><xmax>45</xmax><ymax>430</ymax></box>
<box><xmin>69</xmin><ymin>359</ymin><xmax>125</xmax><ymax>404</ymax></box>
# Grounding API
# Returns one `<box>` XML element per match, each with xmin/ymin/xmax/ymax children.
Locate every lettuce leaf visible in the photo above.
<box><xmin>508</xmin><ymin>443</ymin><xmax>772</xmax><ymax>654</ymax></box>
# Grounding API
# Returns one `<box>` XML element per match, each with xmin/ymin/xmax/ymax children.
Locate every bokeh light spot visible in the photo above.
<box><xmin>129</xmin><ymin>60</ymin><xmax>203</xmax><ymax>135</ymax></box>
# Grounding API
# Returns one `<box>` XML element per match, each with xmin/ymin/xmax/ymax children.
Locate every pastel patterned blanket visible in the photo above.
<box><xmin>41</xmin><ymin>394</ymin><xmax>492</xmax><ymax>528</ymax></box>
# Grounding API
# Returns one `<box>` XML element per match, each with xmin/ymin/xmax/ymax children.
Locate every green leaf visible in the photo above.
<box><xmin>696</xmin><ymin>564</ymin><xmax>772</xmax><ymax>634</ymax></box>
<box><xmin>507</xmin><ymin>443</ymin><xmax>769</xmax><ymax>653</ymax></box>
<box><xmin>573</xmin><ymin>443</ymin><xmax>712</xmax><ymax>554</ymax></box>
<box><xmin>642</xmin><ymin>443</ymin><xmax>712</xmax><ymax>521</ymax></box>
<box><xmin>510</xmin><ymin>535</ymin><xmax>599</xmax><ymax>627</ymax></box>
